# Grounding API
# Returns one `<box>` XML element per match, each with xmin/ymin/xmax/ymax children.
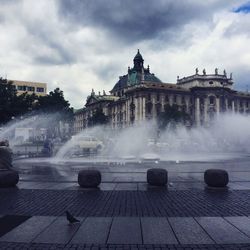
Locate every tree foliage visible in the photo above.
<box><xmin>34</xmin><ymin>88</ymin><xmax>73</xmax><ymax>121</ymax></box>
<box><xmin>0</xmin><ymin>79</ymin><xmax>36</xmax><ymax>124</ymax></box>
<box><xmin>0</xmin><ymin>79</ymin><xmax>73</xmax><ymax>125</ymax></box>
<box><xmin>157</xmin><ymin>104</ymin><xmax>191</xmax><ymax>130</ymax></box>
<box><xmin>89</xmin><ymin>108</ymin><xmax>108</xmax><ymax>127</ymax></box>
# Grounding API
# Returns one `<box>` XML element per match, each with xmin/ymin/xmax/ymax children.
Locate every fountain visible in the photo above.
<box><xmin>1</xmin><ymin>112</ymin><xmax>250</xmax><ymax>183</ymax></box>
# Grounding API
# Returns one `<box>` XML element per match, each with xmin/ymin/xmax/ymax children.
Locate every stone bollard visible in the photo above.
<box><xmin>0</xmin><ymin>170</ymin><xmax>19</xmax><ymax>187</ymax></box>
<box><xmin>204</xmin><ymin>169</ymin><xmax>229</xmax><ymax>188</ymax></box>
<box><xmin>147</xmin><ymin>168</ymin><xmax>168</xmax><ymax>186</ymax></box>
<box><xmin>78</xmin><ymin>169</ymin><xmax>101</xmax><ymax>188</ymax></box>
<box><xmin>0</xmin><ymin>146</ymin><xmax>19</xmax><ymax>188</ymax></box>
<box><xmin>0</xmin><ymin>146</ymin><xmax>12</xmax><ymax>170</ymax></box>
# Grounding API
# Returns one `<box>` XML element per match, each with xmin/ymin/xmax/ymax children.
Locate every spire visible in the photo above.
<box><xmin>133</xmin><ymin>49</ymin><xmax>144</xmax><ymax>71</ymax></box>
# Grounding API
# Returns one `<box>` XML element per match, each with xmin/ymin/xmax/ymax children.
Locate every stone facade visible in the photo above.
<box><xmin>74</xmin><ymin>50</ymin><xmax>250</xmax><ymax>132</ymax></box>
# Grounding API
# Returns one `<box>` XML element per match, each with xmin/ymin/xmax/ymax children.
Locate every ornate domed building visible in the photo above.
<box><xmin>74</xmin><ymin>50</ymin><xmax>250</xmax><ymax>132</ymax></box>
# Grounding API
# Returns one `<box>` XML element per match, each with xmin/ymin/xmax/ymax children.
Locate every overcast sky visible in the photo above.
<box><xmin>0</xmin><ymin>0</ymin><xmax>250</xmax><ymax>108</ymax></box>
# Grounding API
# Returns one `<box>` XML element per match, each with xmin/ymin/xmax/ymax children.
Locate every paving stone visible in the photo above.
<box><xmin>2</xmin><ymin>189</ymin><xmax>250</xmax><ymax>217</ymax></box>
<box><xmin>228</xmin><ymin>183</ymin><xmax>248</xmax><ymax>190</ymax></box>
<box><xmin>50</xmin><ymin>182</ymin><xmax>79</xmax><ymax>190</ymax></box>
<box><xmin>195</xmin><ymin>217</ymin><xmax>250</xmax><ymax>244</ymax></box>
<box><xmin>168</xmin><ymin>217</ymin><xmax>214</xmax><ymax>244</ymax></box>
<box><xmin>234</xmin><ymin>182</ymin><xmax>250</xmax><ymax>190</ymax></box>
<box><xmin>107</xmin><ymin>217</ymin><xmax>142</xmax><ymax>244</ymax></box>
<box><xmin>137</xmin><ymin>183</ymin><xmax>148</xmax><ymax>191</ymax></box>
<box><xmin>141</xmin><ymin>217</ymin><xmax>177</xmax><ymax>244</ymax></box>
<box><xmin>114</xmin><ymin>183</ymin><xmax>138</xmax><ymax>190</ymax></box>
<box><xmin>2</xmin><ymin>242</ymin><xmax>250</xmax><ymax>249</ymax></box>
<box><xmin>225</xmin><ymin>216</ymin><xmax>250</xmax><ymax>237</ymax></box>
<box><xmin>99</xmin><ymin>183</ymin><xmax>117</xmax><ymax>191</ymax></box>
<box><xmin>0</xmin><ymin>215</ymin><xmax>31</xmax><ymax>238</ymax></box>
<box><xmin>33</xmin><ymin>216</ymin><xmax>82</xmax><ymax>244</ymax></box>
<box><xmin>71</xmin><ymin>217</ymin><xmax>112</xmax><ymax>244</ymax></box>
<box><xmin>0</xmin><ymin>216</ymin><xmax>57</xmax><ymax>243</ymax></box>
<box><xmin>16</xmin><ymin>181</ymin><xmax>40</xmax><ymax>189</ymax></box>
<box><xmin>32</xmin><ymin>182</ymin><xmax>59</xmax><ymax>189</ymax></box>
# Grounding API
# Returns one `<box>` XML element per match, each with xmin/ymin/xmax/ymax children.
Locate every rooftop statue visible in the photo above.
<box><xmin>203</xmin><ymin>69</ymin><xmax>206</xmax><ymax>75</ymax></box>
<box><xmin>215</xmin><ymin>68</ymin><xmax>218</xmax><ymax>75</ymax></box>
<box><xmin>195</xmin><ymin>68</ymin><xmax>199</xmax><ymax>74</ymax></box>
<box><xmin>223</xmin><ymin>69</ymin><xmax>227</xmax><ymax>77</ymax></box>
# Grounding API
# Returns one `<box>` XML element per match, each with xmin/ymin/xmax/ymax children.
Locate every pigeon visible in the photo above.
<box><xmin>66</xmin><ymin>211</ymin><xmax>80</xmax><ymax>224</ymax></box>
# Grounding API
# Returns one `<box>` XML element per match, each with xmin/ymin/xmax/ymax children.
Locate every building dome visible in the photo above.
<box><xmin>111</xmin><ymin>50</ymin><xmax>161</xmax><ymax>94</ymax></box>
<box><xmin>133</xmin><ymin>49</ymin><xmax>144</xmax><ymax>72</ymax></box>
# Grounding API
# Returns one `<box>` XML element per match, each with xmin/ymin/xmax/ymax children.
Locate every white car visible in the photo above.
<box><xmin>71</xmin><ymin>136</ymin><xmax>103</xmax><ymax>151</ymax></box>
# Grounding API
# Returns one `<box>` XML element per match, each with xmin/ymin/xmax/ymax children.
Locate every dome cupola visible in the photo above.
<box><xmin>133</xmin><ymin>49</ymin><xmax>144</xmax><ymax>71</ymax></box>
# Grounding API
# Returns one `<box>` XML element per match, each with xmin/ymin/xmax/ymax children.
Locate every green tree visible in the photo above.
<box><xmin>157</xmin><ymin>104</ymin><xmax>191</xmax><ymax>130</ymax></box>
<box><xmin>0</xmin><ymin>78</ymin><xmax>16</xmax><ymax>124</ymax></box>
<box><xmin>89</xmin><ymin>108</ymin><xmax>108</xmax><ymax>127</ymax></box>
<box><xmin>33</xmin><ymin>88</ymin><xmax>74</xmax><ymax>138</ymax></box>
<box><xmin>0</xmin><ymin>78</ymin><xmax>39</xmax><ymax>124</ymax></box>
<box><xmin>12</xmin><ymin>92</ymin><xmax>37</xmax><ymax>116</ymax></box>
<box><xmin>34</xmin><ymin>88</ymin><xmax>73</xmax><ymax>120</ymax></box>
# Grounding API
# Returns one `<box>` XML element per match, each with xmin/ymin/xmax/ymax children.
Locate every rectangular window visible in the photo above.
<box><xmin>173</xmin><ymin>95</ymin><xmax>177</xmax><ymax>103</ymax></box>
<box><xmin>18</xmin><ymin>85</ymin><xmax>27</xmax><ymax>91</ymax></box>
<box><xmin>27</xmin><ymin>86</ymin><xmax>35</xmax><ymax>91</ymax></box>
<box><xmin>36</xmin><ymin>87</ymin><xmax>44</xmax><ymax>92</ymax></box>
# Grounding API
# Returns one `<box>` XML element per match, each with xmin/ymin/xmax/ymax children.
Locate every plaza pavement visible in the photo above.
<box><xmin>1</xmin><ymin>158</ymin><xmax>250</xmax><ymax>249</ymax></box>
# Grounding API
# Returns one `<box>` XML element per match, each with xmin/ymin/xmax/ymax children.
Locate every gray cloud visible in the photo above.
<box><xmin>21</xmin><ymin>18</ymin><xmax>75</xmax><ymax>65</ymax></box>
<box><xmin>223</xmin><ymin>15</ymin><xmax>250</xmax><ymax>37</ymax></box>
<box><xmin>58</xmin><ymin>0</ymin><xmax>234</xmax><ymax>44</ymax></box>
<box><xmin>0</xmin><ymin>0</ymin><xmax>249</xmax><ymax>108</ymax></box>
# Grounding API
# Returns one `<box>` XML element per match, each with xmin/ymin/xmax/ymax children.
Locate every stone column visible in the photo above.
<box><xmin>216</xmin><ymin>97</ymin><xmax>220</xmax><ymax>117</ymax></box>
<box><xmin>195</xmin><ymin>97</ymin><xmax>200</xmax><ymax>126</ymax></box>
<box><xmin>204</xmin><ymin>97</ymin><xmax>208</xmax><ymax>125</ymax></box>
<box><xmin>134</xmin><ymin>98</ymin><xmax>137</xmax><ymax>122</ymax></box>
<box><xmin>161</xmin><ymin>95</ymin><xmax>164</xmax><ymax>112</ymax></box>
<box><xmin>244</xmin><ymin>102</ymin><xmax>247</xmax><ymax>114</ymax></box>
<box><xmin>152</xmin><ymin>94</ymin><xmax>156</xmax><ymax>118</ymax></box>
<box><xmin>139</xmin><ymin>97</ymin><xmax>142</xmax><ymax>121</ymax></box>
<box><xmin>169</xmin><ymin>95</ymin><xmax>173</xmax><ymax>106</ymax></box>
<box><xmin>135</xmin><ymin>98</ymin><xmax>138</xmax><ymax>121</ymax></box>
<box><xmin>127</xmin><ymin>100</ymin><xmax>130</xmax><ymax>125</ymax></box>
<box><xmin>140</xmin><ymin>97</ymin><xmax>143</xmax><ymax>121</ymax></box>
<box><xmin>232</xmin><ymin>100</ymin><xmax>235</xmax><ymax>113</ymax></box>
<box><xmin>142</xmin><ymin>97</ymin><xmax>146</xmax><ymax>120</ymax></box>
<box><xmin>225</xmin><ymin>98</ymin><xmax>228</xmax><ymax>112</ymax></box>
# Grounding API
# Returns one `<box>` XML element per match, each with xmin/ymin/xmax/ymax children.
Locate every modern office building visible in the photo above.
<box><xmin>9</xmin><ymin>80</ymin><xmax>47</xmax><ymax>96</ymax></box>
